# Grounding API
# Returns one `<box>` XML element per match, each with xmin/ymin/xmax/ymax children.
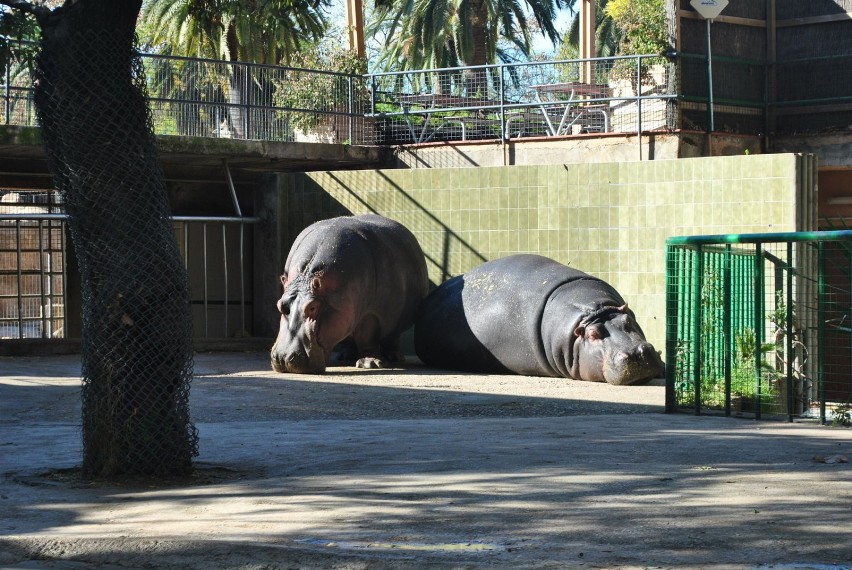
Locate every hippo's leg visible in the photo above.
<box><xmin>333</xmin><ymin>338</ymin><xmax>359</xmax><ymax>363</ymax></box>
<box><xmin>381</xmin><ymin>336</ymin><xmax>406</xmax><ymax>364</ymax></box>
<box><xmin>352</xmin><ymin>314</ymin><xmax>386</xmax><ymax>369</ymax></box>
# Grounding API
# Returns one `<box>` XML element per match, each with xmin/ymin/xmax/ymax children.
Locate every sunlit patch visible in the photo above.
<box><xmin>296</xmin><ymin>537</ymin><xmax>504</xmax><ymax>552</ymax></box>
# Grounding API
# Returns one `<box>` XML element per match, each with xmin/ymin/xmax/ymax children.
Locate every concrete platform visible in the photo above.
<box><xmin>1</xmin><ymin>352</ymin><xmax>850</xmax><ymax>569</ymax></box>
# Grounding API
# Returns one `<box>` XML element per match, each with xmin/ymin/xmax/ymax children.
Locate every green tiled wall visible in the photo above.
<box><xmin>278</xmin><ymin>154</ymin><xmax>812</xmax><ymax>351</ymax></box>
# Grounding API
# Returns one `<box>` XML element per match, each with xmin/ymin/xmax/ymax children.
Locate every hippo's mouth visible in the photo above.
<box><xmin>603</xmin><ymin>347</ymin><xmax>664</xmax><ymax>386</ymax></box>
<box><xmin>271</xmin><ymin>345</ymin><xmax>327</xmax><ymax>374</ymax></box>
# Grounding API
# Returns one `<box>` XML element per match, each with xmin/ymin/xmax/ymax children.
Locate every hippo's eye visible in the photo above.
<box><xmin>278</xmin><ymin>299</ymin><xmax>290</xmax><ymax>317</ymax></box>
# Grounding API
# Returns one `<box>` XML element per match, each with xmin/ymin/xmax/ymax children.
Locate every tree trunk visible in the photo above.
<box><xmin>33</xmin><ymin>0</ymin><xmax>197</xmax><ymax>478</ymax></box>
<box><xmin>463</xmin><ymin>0</ymin><xmax>490</xmax><ymax>96</ymax></box>
<box><xmin>226</xmin><ymin>24</ymin><xmax>248</xmax><ymax>138</ymax></box>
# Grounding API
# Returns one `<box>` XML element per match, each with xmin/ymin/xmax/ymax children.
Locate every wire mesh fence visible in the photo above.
<box><xmin>4</xmin><ymin>39</ymin><xmax>675</xmax><ymax>144</ymax></box>
<box><xmin>666</xmin><ymin>232</ymin><xmax>852</xmax><ymax>425</ymax></box>
<box><xmin>368</xmin><ymin>55</ymin><xmax>676</xmax><ymax>144</ymax></box>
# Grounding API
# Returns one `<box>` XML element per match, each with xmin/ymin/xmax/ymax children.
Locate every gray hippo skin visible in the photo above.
<box><xmin>414</xmin><ymin>254</ymin><xmax>664</xmax><ymax>385</ymax></box>
<box><xmin>271</xmin><ymin>214</ymin><xmax>428</xmax><ymax>374</ymax></box>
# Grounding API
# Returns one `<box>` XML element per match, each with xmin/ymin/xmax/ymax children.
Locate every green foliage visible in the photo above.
<box><xmin>604</xmin><ymin>0</ymin><xmax>667</xmax><ymax>57</ymax></box>
<box><xmin>368</xmin><ymin>0</ymin><xmax>570</xmax><ymax>71</ymax></box>
<box><xmin>138</xmin><ymin>0</ymin><xmax>330</xmax><ymax>64</ymax></box>
<box><xmin>831</xmin><ymin>401</ymin><xmax>852</xmax><ymax>428</ymax></box>
<box><xmin>559</xmin><ymin>0</ymin><xmax>621</xmax><ymax>60</ymax></box>
<box><xmin>272</xmin><ymin>43</ymin><xmax>366</xmax><ymax>132</ymax></box>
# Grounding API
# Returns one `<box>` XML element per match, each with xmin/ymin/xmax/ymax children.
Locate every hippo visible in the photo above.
<box><xmin>271</xmin><ymin>214</ymin><xmax>428</xmax><ymax>374</ymax></box>
<box><xmin>414</xmin><ymin>254</ymin><xmax>663</xmax><ymax>385</ymax></box>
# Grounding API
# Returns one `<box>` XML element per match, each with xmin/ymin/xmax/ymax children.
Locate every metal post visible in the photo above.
<box><xmin>723</xmin><ymin>244</ymin><xmax>732</xmax><ymax>416</ymax></box>
<box><xmin>754</xmin><ymin>242</ymin><xmax>763</xmax><ymax>419</ymax></box>
<box><xmin>222</xmin><ymin>224</ymin><xmax>229</xmax><ymax>338</ymax></box>
<box><xmin>665</xmin><ymin>244</ymin><xmax>678</xmax><ymax>412</ymax></box>
<box><xmin>694</xmin><ymin>244</ymin><xmax>704</xmax><ymax>415</ymax></box>
<box><xmin>203</xmin><ymin>222</ymin><xmax>209</xmax><ymax>338</ymax></box>
<box><xmin>818</xmin><ymin>241</ymin><xmax>826</xmax><ymax>424</ymax></box>
<box><xmin>5</xmin><ymin>57</ymin><xmax>11</xmax><ymax>125</ymax></box>
<box><xmin>786</xmin><ymin>241</ymin><xmax>794</xmax><ymax>421</ymax></box>
<box><xmin>15</xmin><ymin>221</ymin><xmax>23</xmax><ymax>338</ymax></box>
<box><xmin>347</xmin><ymin>75</ymin><xmax>355</xmax><ymax>144</ymax></box>
<box><xmin>706</xmin><ymin>19</ymin><xmax>715</xmax><ymax>133</ymax></box>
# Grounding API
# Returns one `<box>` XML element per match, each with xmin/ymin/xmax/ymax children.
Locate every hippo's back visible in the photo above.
<box><xmin>287</xmin><ymin>214</ymin><xmax>429</xmax><ymax>342</ymax></box>
<box><xmin>415</xmin><ymin>254</ymin><xmax>604</xmax><ymax>375</ymax></box>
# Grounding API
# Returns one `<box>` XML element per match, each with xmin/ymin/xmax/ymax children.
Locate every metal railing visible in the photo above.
<box><xmin>0</xmin><ymin>207</ymin><xmax>257</xmax><ymax>341</ymax></box>
<box><xmin>3</xmin><ymin>39</ymin><xmax>675</xmax><ymax>144</ymax></box>
<box><xmin>666</xmin><ymin>231</ymin><xmax>852</xmax><ymax>424</ymax></box>
<box><xmin>0</xmin><ymin>213</ymin><xmax>66</xmax><ymax>340</ymax></box>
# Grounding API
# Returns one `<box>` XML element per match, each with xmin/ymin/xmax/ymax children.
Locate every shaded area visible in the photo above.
<box><xmin>1</xmin><ymin>353</ymin><xmax>850</xmax><ymax>569</ymax></box>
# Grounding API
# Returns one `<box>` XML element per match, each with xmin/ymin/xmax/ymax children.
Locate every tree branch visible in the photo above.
<box><xmin>0</xmin><ymin>0</ymin><xmax>51</xmax><ymax>21</ymax></box>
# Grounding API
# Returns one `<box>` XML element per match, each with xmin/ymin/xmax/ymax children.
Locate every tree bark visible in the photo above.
<box><xmin>31</xmin><ymin>0</ymin><xmax>197</xmax><ymax>478</ymax></box>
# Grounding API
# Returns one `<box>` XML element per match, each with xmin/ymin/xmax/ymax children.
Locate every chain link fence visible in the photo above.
<box><xmin>33</xmin><ymin>20</ymin><xmax>196</xmax><ymax>477</ymax></box>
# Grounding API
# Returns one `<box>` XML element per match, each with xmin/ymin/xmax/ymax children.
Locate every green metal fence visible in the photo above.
<box><xmin>666</xmin><ymin>231</ymin><xmax>852</xmax><ymax>424</ymax></box>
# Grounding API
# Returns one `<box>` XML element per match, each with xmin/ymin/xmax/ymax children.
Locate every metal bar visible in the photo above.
<box><xmin>637</xmin><ymin>55</ymin><xmax>643</xmax><ymax>160</ymax></box>
<box><xmin>667</xmin><ymin>230</ymin><xmax>852</xmax><ymax>246</ymax></box>
<box><xmin>0</xmin><ymin>214</ymin><xmax>260</xmax><ymax>223</ymax></box>
<box><xmin>818</xmin><ymin>241</ymin><xmax>826</xmax><ymax>424</ymax></box>
<box><xmin>5</xmin><ymin>53</ymin><xmax>10</xmax><ymax>125</ymax></box>
<box><xmin>754</xmin><ymin>242</ymin><xmax>763</xmax><ymax>420</ymax></box>
<box><xmin>694</xmin><ymin>244</ymin><xmax>704</xmax><ymax>415</ymax></box>
<box><xmin>38</xmin><ymin>220</ymin><xmax>47</xmax><ymax>339</ymax></box>
<box><xmin>15</xmin><ymin>221</ymin><xmax>23</xmax><ymax>338</ymax></box>
<box><xmin>723</xmin><ymin>244</ymin><xmax>732</xmax><ymax>416</ymax></box>
<box><xmin>706</xmin><ymin>19</ymin><xmax>715</xmax><ymax>133</ymax></box>
<box><xmin>664</xmin><ymin>244</ymin><xmax>677</xmax><ymax>412</ymax></box>
<box><xmin>223</xmin><ymin>160</ymin><xmax>243</xmax><ymax>217</ymax></box>
<box><xmin>240</xmin><ymin>223</ymin><xmax>246</xmax><ymax>335</ymax></box>
<box><xmin>203</xmin><ymin>222</ymin><xmax>209</xmax><ymax>338</ymax></box>
<box><xmin>222</xmin><ymin>223</ymin><xmax>229</xmax><ymax>338</ymax></box>
<box><xmin>786</xmin><ymin>241</ymin><xmax>794</xmax><ymax>421</ymax></box>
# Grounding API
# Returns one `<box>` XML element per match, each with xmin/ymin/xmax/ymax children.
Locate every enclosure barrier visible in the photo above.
<box><xmin>3</xmin><ymin>39</ymin><xmax>673</xmax><ymax>144</ymax></box>
<box><xmin>665</xmin><ymin>231</ymin><xmax>852</xmax><ymax>424</ymax></box>
<box><xmin>0</xmin><ymin>209</ymin><xmax>256</xmax><ymax>342</ymax></box>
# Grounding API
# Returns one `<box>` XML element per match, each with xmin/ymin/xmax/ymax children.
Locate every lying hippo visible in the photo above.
<box><xmin>414</xmin><ymin>254</ymin><xmax>663</xmax><ymax>385</ymax></box>
<box><xmin>271</xmin><ymin>214</ymin><xmax>428</xmax><ymax>374</ymax></box>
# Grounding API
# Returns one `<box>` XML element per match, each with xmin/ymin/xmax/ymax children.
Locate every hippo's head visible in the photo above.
<box><xmin>270</xmin><ymin>272</ymin><xmax>353</xmax><ymax>374</ymax></box>
<box><xmin>572</xmin><ymin>305</ymin><xmax>664</xmax><ymax>385</ymax></box>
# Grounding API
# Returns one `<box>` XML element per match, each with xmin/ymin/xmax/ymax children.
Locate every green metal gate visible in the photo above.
<box><xmin>666</xmin><ymin>231</ymin><xmax>852</xmax><ymax>424</ymax></box>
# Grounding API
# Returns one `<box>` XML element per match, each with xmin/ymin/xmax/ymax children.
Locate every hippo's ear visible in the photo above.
<box><xmin>620</xmin><ymin>304</ymin><xmax>636</xmax><ymax>318</ymax></box>
<box><xmin>310</xmin><ymin>276</ymin><xmax>322</xmax><ymax>293</ymax></box>
<box><xmin>280</xmin><ymin>274</ymin><xmax>288</xmax><ymax>286</ymax></box>
<box><xmin>574</xmin><ymin>325</ymin><xmax>585</xmax><ymax>338</ymax></box>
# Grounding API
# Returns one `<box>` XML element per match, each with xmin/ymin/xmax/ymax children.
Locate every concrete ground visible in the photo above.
<box><xmin>1</xmin><ymin>352</ymin><xmax>850</xmax><ymax>569</ymax></box>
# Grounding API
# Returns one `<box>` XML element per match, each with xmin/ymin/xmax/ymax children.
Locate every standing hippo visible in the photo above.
<box><xmin>271</xmin><ymin>214</ymin><xmax>428</xmax><ymax>374</ymax></box>
<box><xmin>414</xmin><ymin>254</ymin><xmax>663</xmax><ymax>385</ymax></box>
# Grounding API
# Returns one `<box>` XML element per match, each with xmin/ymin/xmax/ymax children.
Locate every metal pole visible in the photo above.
<box><xmin>754</xmin><ymin>242</ymin><xmax>763</xmax><ymax>419</ymax></box>
<box><xmin>694</xmin><ymin>244</ymin><xmax>704</xmax><ymax>415</ymax></box>
<box><xmin>637</xmin><ymin>55</ymin><xmax>643</xmax><ymax>160</ymax></box>
<box><xmin>706</xmin><ymin>19</ymin><xmax>715</xmax><ymax>133</ymax></box>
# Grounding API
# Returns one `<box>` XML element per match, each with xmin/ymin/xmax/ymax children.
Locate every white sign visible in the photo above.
<box><xmin>690</xmin><ymin>0</ymin><xmax>729</xmax><ymax>20</ymax></box>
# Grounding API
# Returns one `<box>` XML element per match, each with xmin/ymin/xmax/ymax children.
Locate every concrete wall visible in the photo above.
<box><xmin>256</xmin><ymin>153</ymin><xmax>816</xmax><ymax>354</ymax></box>
<box><xmin>390</xmin><ymin>132</ymin><xmax>764</xmax><ymax>170</ymax></box>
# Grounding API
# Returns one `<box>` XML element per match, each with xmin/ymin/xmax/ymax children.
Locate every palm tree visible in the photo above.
<box><xmin>369</xmin><ymin>0</ymin><xmax>570</xmax><ymax>86</ymax></box>
<box><xmin>559</xmin><ymin>0</ymin><xmax>620</xmax><ymax>60</ymax></box>
<box><xmin>139</xmin><ymin>0</ymin><xmax>330</xmax><ymax>137</ymax></box>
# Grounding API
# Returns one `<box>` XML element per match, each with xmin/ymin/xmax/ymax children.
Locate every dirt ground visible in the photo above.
<box><xmin>1</xmin><ymin>352</ymin><xmax>851</xmax><ymax>569</ymax></box>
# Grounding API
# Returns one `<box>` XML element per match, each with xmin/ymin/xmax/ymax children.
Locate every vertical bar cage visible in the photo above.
<box><xmin>666</xmin><ymin>231</ymin><xmax>852</xmax><ymax>424</ymax></box>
